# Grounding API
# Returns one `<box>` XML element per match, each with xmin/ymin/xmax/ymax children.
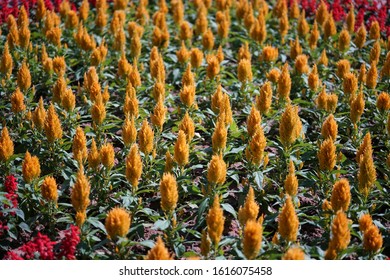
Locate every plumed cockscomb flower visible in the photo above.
<box><xmin>237</xmin><ymin>59</ymin><xmax>253</xmax><ymax>83</ymax></box>
<box><xmin>282</xmin><ymin>246</ymin><xmax>305</xmax><ymax>260</ymax></box>
<box><xmin>359</xmin><ymin>213</ymin><xmax>373</xmax><ymax>233</ymax></box>
<box><xmin>284</xmin><ymin>160</ymin><xmax>298</xmax><ymax>197</ymax></box>
<box><xmin>88</xmin><ymin>138</ymin><xmax>100</xmax><ymax>170</ymax></box>
<box><xmin>376</xmin><ymin>92</ymin><xmax>390</xmax><ymax>113</ymax></box>
<box><xmin>71</xmin><ymin>167</ymin><xmax>90</xmax><ymax>227</ymax></box>
<box><xmin>207</xmin><ymin>154</ymin><xmax>227</xmax><ymax>186</ymax></box>
<box><xmin>125</xmin><ymin>144</ymin><xmax>143</xmax><ymax>191</ymax></box>
<box><xmin>238</xmin><ymin>186</ymin><xmax>259</xmax><ymax>227</ymax></box>
<box><xmin>159</xmin><ymin>173</ymin><xmax>179</xmax><ymax>213</ymax></box>
<box><xmin>105</xmin><ymin>207</ymin><xmax>131</xmax><ymax>240</ymax></box>
<box><xmin>338</xmin><ymin>29</ymin><xmax>350</xmax><ymax>52</ymax></box>
<box><xmin>242</xmin><ymin>219</ymin><xmax>263</xmax><ymax>260</ymax></box>
<box><xmin>247</xmin><ymin>105</ymin><xmax>261</xmax><ymax>138</ymax></box>
<box><xmin>72</xmin><ymin>127</ymin><xmax>88</xmax><ymax>164</ymax></box>
<box><xmin>363</xmin><ymin>225</ymin><xmax>383</xmax><ymax>253</ymax></box>
<box><xmin>179</xmin><ymin>112</ymin><xmax>195</xmax><ymax>142</ymax></box>
<box><xmin>331</xmin><ymin>178</ymin><xmax>351</xmax><ymax>212</ymax></box>
<box><xmin>277</xmin><ymin>63</ymin><xmax>291</xmax><ymax>102</ymax></box>
<box><xmin>343</xmin><ymin>72</ymin><xmax>358</xmax><ymax>95</ymax></box>
<box><xmin>355</xmin><ymin>24</ymin><xmax>366</xmax><ymax>49</ymax></box>
<box><xmin>278</xmin><ymin>196</ymin><xmax>299</xmax><ymax>242</ymax></box>
<box><xmin>44</xmin><ymin>103</ymin><xmax>63</xmax><ymax>143</ymax></box>
<box><xmin>256</xmin><ymin>81</ymin><xmax>272</xmax><ymax>114</ymax></box>
<box><xmin>174</xmin><ymin>130</ymin><xmax>189</xmax><ymax>167</ymax></box>
<box><xmin>358</xmin><ymin>150</ymin><xmax>376</xmax><ymax>198</ymax></box>
<box><xmin>0</xmin><ymin>126</ymin><xmax>14</xmax><ymax>162</ymax></box>
<box><xmin>212</xmin><ymin>116</ymin><xmax>227</xmax><ymax>153</ymax></box>
<box><xmin>279</xmin><ymin>104</ymin><xmax>302</xmax><ymax>147</ymax></box>
<box><xmin>17</xmin><ymin>61</ymin><xmax>31</xmax><ymax>92</ymax></box>
<box><xmin>100</xmin><ymin>143</ymin><xmax>115</xmax><ymax>170</ymax></box>
<box><xmin>207</xmin><ymin>195</ymin><xmax>225</xmax><ymax>247</ymax></box>
<box><xmin>318</xmin><ymin>138</ymin><xmax>336</xmax><ymax>171</ymax></box>
<box><xmin>329</xmin><ymin>210</ymin><xmax>350</xmax><ymax>253</ymax></box>
<box><xmin>138</xmin><ymin>119</ymin><xmax>154</xmax><ymax>155</ymax></box>
<box><xmin>41</xmin><ymin>176</ymin><xmax>58</xmax><ymax>202</ymax></box>
<box><xmin>22</xmin><ymin>151</ymin><xmax>41</xmax><ymax>183</ymax></box>
<box><xmin>145</xmin><ymin>237</ymin><xmax>172</xmax><ymax>260</ymax></box>
<box><xmin>321</xmin><ymin>114</ymin><xmax>338</xmax><ymax>141</ymax></box>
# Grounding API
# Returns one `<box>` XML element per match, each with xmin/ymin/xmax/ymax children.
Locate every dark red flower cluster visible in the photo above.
<box><xmin>0</xmin><ymin>220</ymin><xmax>9</xmax><ymax>238</ymax></box>
<box><xmin>293</xmin><ymin>0</ymin><xmax>390</xmax><ymax>37</ymax></box>
<box><xmin>2</xmin><ymin>175</ymin><xmax>18</xmax><ymax>216</ymax></box>
<box><xmin>56</xmin><ymin>225</ymin><xmax>81</xmax><ymax>260</ymax></box>
<box><xmin>3</xmin><ymin>226</ymin><xmax>80</xmax><ymax>260</ymax></box>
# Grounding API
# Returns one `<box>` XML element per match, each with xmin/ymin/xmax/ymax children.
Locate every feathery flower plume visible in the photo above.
<box><xmin>44</xmin><ymin>103</ymin><xmax>63</xmax><ymax>143</ymax></box>
<box><xmin>174</xmin><ymin>130</ymin><xmax>189</xmax><ymax>167</ymax></box>
<box><xmin>376</xmin><ymin>92</ymin><xmax>390</xmax><ymax>112</ymax></box>
<box><xmin>22</xmin><ymin>151</ymin><xmax>41</xmax><ymax>183</ymax></box>
<box><xmin>369</xmin><ymin>20</ymin><xmax>380</xmax><ymax>40</ymax></box>
<box><xmin>343</xmin><ymin>72</ymin><xmax>358</xmax><ymax>95</ymax></box>
<box><xmin>359</xmin><ymin>213</ymin><xmax>373</xmax><ymax>233</ymax></box>
<box><xmin>0</xmin><ymin>43</ymin><xmax>13</xmax><ymax>78</ymax></box>
<box><xmin>126</xmin><ymin>144</ymin><xmax>143</xmax><ymax>191</ymax></box>
<box><xmin>346</xmin><ymin>5</ymin><xmax>355</xmax><ymax>33</ymax></box>
<box><xmin>41</xmin><ymin>176</ymin><xmax>58</xmax><ymax>202</ymax></box>
<box><xmin>309</xmin><ymin>21</ymin><xmax>319</xmax><ymax>49</ymax></box>
<box><xmin>321</xmin><ymin>114</ymin><xmax>338</xmax><ymax>141</ymax></box>
<box><xmin>336</xmin><ymin>59</ymin><xmax>350</xmax><ymax>79</ymax></box>
<box><xmin>358</xmin><ymin>150</ymin><xmax>376</xmax><ymax>198</ymax></box>
<box><xmin>151</xmin><ymin>98</ymin><xmax>167</xmax><ymax>131</ymax></box>
<box><xmin>350</xmin><ymin>90</ymin><xmax>365</xmax><ymax>125</ymax></box>
<box><xmin>363</xmin><ymin>225</ymin><xmax>383</xmax><ymax>253</ymax></box>
<box><xmin>11</xmin><ymin>88</ymin><xmax>26</xmax><ymax>114</ymax></box>
<box><xmin>294</xmin><ymin>54</ymin><xmax>309</xmax><ymax>74</ymax></box>
<box><xmin>318</xmin><ymin>49</ymin><xmax>328</xmax><ymax>66</ymax></box>
<box><xmin>261</xmin><ymin>45</ymin><xmax>278</xmax><ymax>62</ymax></box>
<box><xmin>289</xmin><ymin>37</ymin><xmax>302</xmax><ymax>60</ymax></box>
<box><xmin>206</xmin><ymin>55</ymin><xmax>220</xmax><ymax>80</ymax></box>
<box><xmin>282</xmin><ymin>246</ymin><xmax>305</xmax><ymax>260</ymax></box>
<box><xmin>159</xmin><ymin>173</ymin><xmax>179</xmax><ymax>213</ymax></box>
<box><xmin>0</xmin><ymin>127</ymin><xmax>14</xmax><ymax>162</ymax></box>
<box><xmin>72</xmin><ymin>127</ymin><xmax>88</xmax><ymax>164</ymax></box>
<box><xmin>145</xmin><ymin>237</ymin><xmax>172</xmax><ymax>260</ymax></box>
<box><xmin>212</xmin><ymin>116</ymin><xmax>227</xmax><ymax>153</ymax></box>
<box><xmin>245</xmin><ymin>125</ymin><xmax>267</xmax><ymax>166</ymax></box>
<box><xmin>284</xmin><ymin>160</ymin><xmax>298</xmax><ymax>197</ymax></box>
<box><xmin>256</xmin><ymin>82</ymin><xmax>272</xmax><ymax>114</ymax></box>
<box><xmin>138</xmin><ymin>119</ymin><xmax>154</xmax><ymax>155</ymax></box>
<box><xmin>331</xmin><ymin>179</ymin><xmax>351</xmax><ymax>212</ymax></box>
<box><xmin>179</xmin><ymin>112</ymin><xmax>195</xmax><ymax>142</ymax></box>
<box><xmin>318</xmin><ymin>138</ymin><xmax>336</xmax><ymax>171</ymax></box>
<box><xmin>122</xmin><ymin>116</ymin><xmax>137</xmax><ymax>147</ymax></box>
<box><xmin>267</xmin><ymin>68</ymin><xmax>280</xmax><ymax>83</ymax></box>
<box><xmin>91</xmin><ymin>94</ymin><xmax>106</xmax><ymax>125</ymax></box>
<box><xmin>238</xmin><ymin>187</ymin><xmax>259</xmax><ymax>226</ymax></box>
<box><xmin>356</xmin><ymin>132</ymin><xmax>372</xmax><ymax>163</ymax></box>
<box><xmin>308</xmin><ymin>64</ymin><xmax>320</xmax><ymax>91</ymax></box>
<box><xmin>17</xmin><ymin>61</ymin><xmax>31</xmax><ymax>92</ymax></box>
<box><xmin>202</xmin><ymin>28</ymin><xmax>215</xmax><ymax>51</ymax></box>
<box><xmin>237</xmin><ymin>59</ymin><xmax>253</xmax><ymax>83</ymax></box>
<box><xmin>278</xmin><ymin>196</ymin><xmax>299</xmax><ymax>242</ymax></box>
<box><xmin>338</xmin><ymin>29</ymin><xmax>350</xmax><ymax>52</ymax></box>
<box><xmin>242</xmin><ymin>219</ymin><xmax>263</xmax><ymax>260</ymax></box>
<box><xmin>200</xmin><ymin>229</ymin><xmax>211</xmax><ymax>257</ymax></box>
<box><xmin>105</xmin><ymin>207</ymin><xmax>131</xmax><ymax>240</ymax></box>
<box><xmin>247</xmin><ymin>105</ymin><xmax>261</xmax><ymax>138</ymax></box>
<box><xmin>100</xmin><ymin>143</ymin><xmax>115</xmax><ymax>169</ymax></box>
<box><xmin>279</xmin><ymin>104</ymin><xmax>302</xmax><ymax>147</ymax></box>
<box><xmin>88</xmin><ymin>138</ymin><xmax>100</xmax><ymax>170</ymax></box>
<box><xmin>277</xmin><ymin>63</ymin><xmax>291</xmax><ymax>102</ymax></box>
<box><xmin>207</xmin><ymin>195</ymin><xmax>225</xmax><ymax>247</ymax></box>
<box><xmin>355</xmin><ymin>24</ymin><xmax>366</xmax><ymax>49</ymax></box>
<box><xmin>366</xmin><ymin>62</ymin><xmax>378</xmax><ymax>89</ymax></box>
<box><xmin>71</xmin><ymin>167</ymin><xmax>90</xmax><ymax>227</ymax></box>
<box><xmin>207</xmin><ymin>154</ymin><xmax>227</xmax><ymax>186</ymax></box>
<box><xmin>325</xmin><ymin>211</ymin><xmax>350</xmax><ymax>259</ymax></box>
<box><xmin>323</xmin><ymin>14</ymin><xmax>336</xmax><ymax>41</ymax></box>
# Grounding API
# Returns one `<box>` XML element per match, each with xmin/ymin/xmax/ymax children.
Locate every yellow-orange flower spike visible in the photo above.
<box><xmin>261</xmin><ymin>45</ymin><xmax>278</xmax><ymax>63</ymax></box>
<box><xmin>22</xmin><ymin>151</ymin><xmax>41</xmax><ymax>183</ymax></box>
<box><xmin>207</xmin><ymin>154</ymin><xmax>227</xmax><ymax>186</ymax></box>
<box><xmin>284</xmin><ymin>160</ymin><xmax>298</xmax><ymax>197</ymax></box>
<box><xmin>17</xmin><ymin>61</ymin><xmax>31</xmax><ymax>92</ymax></box>
<box><xmin>316</xmin><ymin>1</ymin><xmax>328</xmax><ymax>26</ymax></box>
<box><xmin>0</xmin><ymin>42</ymin><xmax>13</xmax><ymax>78</ymax></box>
<box><xmin>358</xmin><ymin>150</ymin><xmax>376</xmax><ymax>198</ymax></box>
<box><xmin>323</xmin><ymin>14</ymin><xmax>337</xmax><ymax>40</ymax></box>
<box><xmin>125</xmin><ymin>144</ymin><xmax>143</xmax><ymax>191</ymax></box>
<box><xmin>350</xmin><ymin>90</ymin><xmax>365</xmax><ymax>125</ymax></box>
<box><xmin>297</xmin><ymin>10</ymin><xmax>309</xmax><ymax>37</ymax></box>
<box><xmin>145</xmin><ymin>237</ymin><xmax>172</xmax><ymax>260</ymax></box>
<box><xmin>91</xmin><ymin>93</ymin><xmax>106</xmax><ymax>125</ymax></box>
<box><xmin>359</xmin><ymin>213</ymin><xmax>373</xmax><ymax>233</ymax></box>
<box><xmin>36</xmin><ymin>0</ymin><xmax>47</xmax><ymax>21</ymax></box>
<box><xmin>11</xmin><ymin>88</ymin><xmax>26</xmax><ymax>114</ymax></box>
<box><xmin>176</xmin><ymin>41</ymin><xmax>190</xmax><ymax>64</ymax></box>
<box><xmin>238</xmin><ymin>186</ymin><xmax>259</xmax><ymax>227</ymax></box>
<box><xmin>343</xmin><ymin>72</ymin><xmax>358</xmax><ymax>95</ymax></box>
<box><xmin>356</xmin><ymin>132</ymin><xmax>373</xmax><ymax>163</ymax></box>
<box><xmin>238</xmin><ymin>42</ymin><xmax>251</xmax><ymax>62</ymax></box>
<box><xmin>159</xmin><ymin>173</ymin><xmax>179</xmax><ymax>213</ymax></box>
<box><xmin>308</xmin><ymin>64</ymin><xmax>320</xmax><ymax>91</ymax></box>
<box><xmin>346</xmin><ymin>5</ymin><xmax>355</xmax><ymax>33</ymax></box>
<box><xmin>44</xmin><ymin>103</ymin><xmax>63</xmax><ymax>143</ymax></box>
<box><xmin>376</xmin><ymin>92</ymin><xmax>390</xmax><ymax>112</ymax></box>
<box><xmin>202</xmin><ymin>28</ymin><xmax>214</xmax><ymax>51</ymax></box>
<box><xmin>363</xmin><ymin>224</ymin><xmax>383</xmax><ymax>253</ymax></box>
<box><xmin>289</xmin><ymin>37</ymin><xmax>302</xmax><ymax>61</ymax></box>
<box><xmin>138</xmin><ymin>119</ymin><xmax>154</xmax><ymax>155</ymax></box>
<box><xmin>79</xmin><ymin>0</ymin><xmax>90</xmax><ymax>22</ymax></box>
<box><xmin>247</xmin><ymin>105</ymin><xmax>261</xmax><ymax>138</ymax></box>
<box><xmin>207</xmin><ymin>195</ymin><xmax>225</xmax><ymax>247</ymax></box>
<box><xmin>331</xmin><ymin>178</ymin><xmax>351</xmax><ymax>212</ymax></box>
<box><xmin>211</xmin><ymin>85</ymin><xmax>224</xmax><ymax>113</ymax></box>
<box><xmin>318</xmin><ymin>138</ymin><xmax>336</xmax><ymax>171</ymax></box>
<box><xmin>88</xmin><ymin>138</ymin><xmax>100</xmax><ymax>170</ymax></box>
<box><xmin>190</xmin><ymin>48</ymin><xmax>203</xmax><ymax>68</ymax></box>
<box><xmin>174</xmin><ymin>130</ymin><xmax>189</xmax><ymax>167</ymax></box>
<box><xmin>355</xmin><ymin>24</ymin><xmax>367</xmax><ymax>49</ymax></box>
<box><xmin>71</xmin><ymin>167</ymin><xmax>90</xmax><ymax>224</ymax></box>
<box><xmin>41</xmin><ymin>176</ymin><xmax>58</xmax><ymax>202</ymax></box>
<box><xmin>318</xmin><ymin>49</ymin><xmax>328</xmax><ymax>66</ymax></box>
<box><xmin>278</xmin><ymin>196</ymin><xmax>299</xmax><ymax>242</ymax></box>
<box><xmin>237</xmin><ymin>59</ymin><xmax>253</xmax><ymax>83</ymax></box>
<box><xmin>164</xmin><ymin>150</ymin><xmax>174</xmax><ymax>173</ymax></box>
<box><xmin>369</xmin><ymin>20</ymin><xmax>380</xmax><ymax>40</ymax></box>
<box><xmin>151</xmin><ymin>98</ymin><xmax>167</xmax><ymax>130</ymax></box>
<box><xmin>321</xmin><ymin>114</ymin><xmax>338</xmax><ymax>141</ymax></box>
<box><xmin>0</xmin><ymin>127</ymin><xmax>14</xmax><ymax>162</ymax></box>
<box><xmin>212</xmin><ymin>116</ymin><xmax>227</xmax><ymax>153</ymax></box>
<box><xmin>100</xmin><ymin>143</ymin><xmax>115</xmax><ymax>169</ymax></box>
<box><xmin>72</xmin><ymin>127</ymin><xmax>88</xmax><ymax>164</ymax></box>
<box><xmin>242</xmin><ymin>219</ymin><xmax>263</xmax><ymax>260</ymax></box>
<box><xmin>279</xmin><ymin>104</ymin><xmax>302</xmax><ymax>147</ymax></box>
<box><xmin>277</xmin><ymin>63</ymin><xmax>291</xmax><ymax>102</ymax></box>
<box><xmin>366</xmin><ymin>62</ymin><xmax>378</xmax><ymax>89</ymax></box>
<box><xmin>62</xmin><ymin>88</ymin><xmax>76</xmax><ymax>112</ymax></box>
<box><xmin>206</xmin><ymin>55</ymin><xmax>220</xmax><ymax>80</ymax></box>
<box><xmin>105</xmin><ymin>207</ymin><xmax>131</xmax><ymax>240</ymax></box>
<box><xmin>122</xmin><ymin>116</ymin><xmax>137</xmax><ymax>147</ymax></box>
<box><xmin>294</xmin><ymin>54</ymin><xmax>309</xmax><ymax>74</ymax></box>
<box><xmin>282</xmin><ymin>246</ymin><xmax>305</xmax><ymax>260</ymax></box>
<box><xmin>370</xmin><ymin>41</ymin><xmax>381</xmax><ymax>64</ymax></box>
<box><xmin>256</xmin><ymin>81</ymin><xmax>272</xmax><ymax>114</ymax></box>
<box><xmin>220</xmin><ymin>93</ymin><xmax>233</xmax><ymax>125</ymax></box>
<box><xmin>309</xmin><ymin>21</ymin><xmax>319</xmax><ymax>50</ymax></box>
<box><xmin>246</xmin><ymin>125</ymin><xmax>267</xmax><ymax>166</ymax></box>
<box><xmin>329</xmin><ymin>210</ymin><xmax>350</xmax><ymax>253</ymax></box>
<box><xmin>179</xmin><ymin>112</ymin><xmax>195</xmax><ymax>142</ymax></box>
<box><xmin>336</xmin><ymin>59</ymin><xmax>350</xmax><ymax>79</ymax></box>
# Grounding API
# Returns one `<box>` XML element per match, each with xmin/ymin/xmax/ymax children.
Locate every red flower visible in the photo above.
<box><xmin>56</xmin><ymin>225</ymin><xmax>81</xmax><ymax>260</ymax></box>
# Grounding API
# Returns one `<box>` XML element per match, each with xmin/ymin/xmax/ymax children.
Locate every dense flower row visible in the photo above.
<box><xmin>0</xmin><ymin>0</ymin><xmax>389</xmax><ymax>260</ymax></box>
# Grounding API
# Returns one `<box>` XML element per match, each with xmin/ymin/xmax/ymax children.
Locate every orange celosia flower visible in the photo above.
<box><xmin>277</xmin><ymin>63</ymin><xmax>291</xmax><ymax>102</ymax></box>
<box><xmin>0</xmin><ymin>42</ymin><xmax>13</xmax><ymax>78</ymax></box>
<box><xmin>41</xmin><ymin>176</ymin><xmax>58</xmax><ymax>202</ymax></box>
<box><xmin>0</xmin><ymin>127</ymin><xmax>14</xmax><ymax>162</ymax></box>
<box><xmin>279</xmin><ymin>104</ymin><xmax>302</xmax><ymax>147</ymax></box>
<box><xmin>138</xmin><ymin>119</ymin><xmax>154</xmax><ymax>155</ymax></box>
<box><xmin>179</xmin><ymin>112</ymin><xmax>195</xmax><ymax>142</ymax></box>
<box><xmin>237</xmin><ymin>59</ymin><xmax>253</xmax><ymax>83</ymax></box>
<box><xmin>350</xmin><ymin>90</ymin><xmax>365</xmax><ymax>125</ymax></box>
<box><xmin>355</xmin><ymin>24</ymin><xmax>367</xmax><ymax>49</ymax></box>
<box><xmin>318</xmin><ymin>138</ymin><xmax>336</xmax><ymax>171</ymax></box>
<box><xmin>358</xmin><ymin>150</ymin><xmax>376</xmax><ymax>198</ymax></box>
<box><xmin>207</xmin><ymin>195</ymin><xmax>225</xmax><ymax>247</ymax></box>
<box><xmin>72</xmin><ymin>127</ymin><xmax>88</xmax><ymax>164</ymax></box>
<box><xmin>145</xmin><ymin>237</ymin><xmax>172</xmax><ymax>260</ymax></box>
<box><xmin>278</xmin><ymin>196</ymin><xmax>299</xmax><ymax>242</ymax></box>
<box><xmin>256</xmin><ymin>81</ymin><xmax>272</xmax><ymax>114</ymax></box>
<box><xmin>369</xmin><ymin>20</ymin><xmax>380</xmax><ymax>40</ymax></box>
<box><xmin>331</xmin><ymin>178</ymin><xmax>351</xmax><ymax>212</ymax></box>
<box><xmin>346</xmin><ymin>5</ymin><xmax>355</xmax><ymax>33</ymax></box>
<box><xmin>44</xmin><ymin>103</ymin><xmax>63</xmax><ymax>143</ymax></box>
<box><xmin>100</xmin><ymin>143</ymin><xmax>115</xmax><ymax>169</ymax></box>
<box><xmin>321</xmin><ymin>114</ymin><xmax>338</xmax><ymax>141</ymax></box>
<box><xmin>174</xmin><ymin>130</ymin><xmax>189</xmax><ymax>167</ymax></box>
<box><xmin>308</xmin><ymin>64</ymin><xmax>320</xmax><ymax>91</ymax></box>
<box><xmin>242</xmin><ymin>219</ymin><xmax>263</xmax><ymax>260</ymax></box>
<box><xmin>247</xmin><ymin>105</ymin><xmax>261</xmax><ymax>138</ymax></box>
<box><xmin>22</xmin><ymin>151</ymin><xmax>41</xmax><ymax>183</ymax></box>
<box><xmin>151</xmin><ymin>98</ymin><xmax>167</xmax><ymax>130</ymax></box>
<box><xmin>159</xmin><ymin>173</ymin><xmax>179</xmax><ymax>213</ymax></box>
<box><xmin>126</xmin><ymin>144</ymin><xmax>143</xmax><ymax>190</ymax></box>
<box><xmin>238</xmin><ymin>186</ymin><xmax>259</xmax><ymax>226</ymax></box>
<box><xmin>207</xmin><ymin>154</ymin><xmax>227</xmax><ymax>186</ymax></box>
<box><xmin>122</xmin><ymin>116</ymin><xmax>137</xmax><ymax>147</ymax></box>
<box><xmin>282</xmin><ymin>246</ymin><xmax>305</xmax><ymax>260</ymax></box>
<box><xmin>17</xmin><ymin>61</ymin><xmax>31</xmax><ymax>92</ymax></box>
<box><xmin>105</xmin><ymin>207</ymin><xmax>131</xmax><ymax>241</ymax></box>
<box><xmin>343</xmin><ymin>72</ymin><xmax>358</xmax><ymax>95</ymax></box>
<box><xmin>88</xmin><ymin>138</ymin><xmax>100</xmax><ymax>170</ymax></box>
<box><xmin>212</xmin><ymin>116</ymin><xmax>227</xmax><ymax>153</ymax></box>
<box><xmin>91</xmin><ymin>94</ymin><xmax>106</xmax><ymax>125</ymax></box>
<box><xmin>284</xmin><ymin>160</ymin><xmax>298</xmax><ymax>197</ymax></box>
<box><xmin>309</xmin><ymin>21</ymin><xmax>319</xmax><ymax>50</ymax></box>
<box><xmin>11</xmin><ymin>88</ymin><xmax>26</xmax><ymax>114</ymax></box>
